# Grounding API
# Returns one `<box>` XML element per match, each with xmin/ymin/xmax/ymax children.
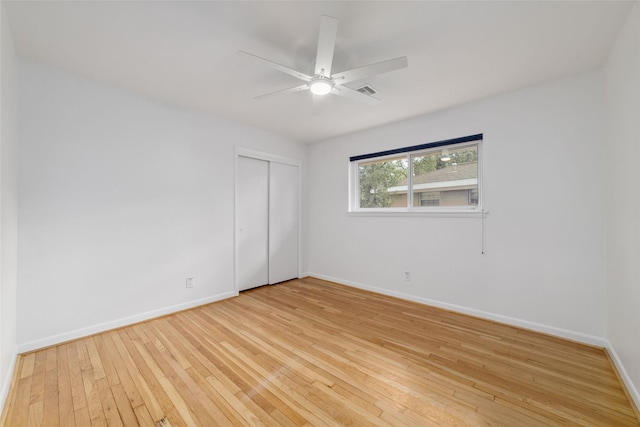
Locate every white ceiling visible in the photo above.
<box><xmin>4</xmin><ymin>1</ymin><xmax>634</xmax><ymax>143</ymax></box>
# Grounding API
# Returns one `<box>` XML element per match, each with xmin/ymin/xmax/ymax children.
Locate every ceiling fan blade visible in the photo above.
<box><xmin>331</xmin><ymin>85</ymin><xmax>381</xmax><ymax>106</ymax></box>
<box><xmin>314</xmin><ymin>16</ymin><xmax>338</xmax><ymax>77</ymax></box>
<box><xmin>238</xmin><ymin>51</ymin><xmax>313</xmax><ymax>82</ymax></box>
<box><xmin>332</xmin><ymin>56</ymin><xmax>408</xmax><ymax>85</ymax></box>
<box><xmin>254</xmin><ymin>84</ymin><xmax>309</xmax><ymax>100</ymax></box>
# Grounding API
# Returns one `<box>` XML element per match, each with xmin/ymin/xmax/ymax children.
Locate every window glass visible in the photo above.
<box><xmin>358</xmin><ymin>155</ymin><xmax>407</xmax><ymax>208</ymax></box>
<box><xmin>411</xmin><ymin>145</ymin><xmax>478</xmax><ymax>208</ymax></box>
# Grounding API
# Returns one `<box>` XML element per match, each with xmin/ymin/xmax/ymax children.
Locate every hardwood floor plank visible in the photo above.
<box><xmin>126</xmin><ymin>330</ymin><xmax>200</xmax><ymax>426</ymax></box>
<box><xmin>3</xmin><ymin>278</ymin><xmax>638</xmax><ymax>426</ymax></box>
<box><xmin>101</xmin><ymin>332</ymin><xmax>144</xmax><ymax>409</ymax></box>
<box><xmin>7</xmin><ymin>375</ymin><xmax>31</xmax><ymax>427</ymax></box>
<box><xmin>27</xmin><ymin>399</ymin><xmax>43</xmax><ymax>427</ymax></box>
<box><xmin>43</xmin><ymin>347</ymin><xmax>60</xmax><ymax>427</ymax></box>
<box><xmin>77</xmin><ymin>341</ymin><xmax>106</xmax><ymax>427</ymax></box>
<box><xmin>132</xmin><ymin>323</ymin><xmax>229</xmax><ymax>426</ymax></box>
<box><xmin>85</xmin><ymin>338</ymin><xmax>106</xmax><ymax>381</ymax></box>
<box><xmin>95</xmin><ymin>378</ymin><xmax>122</xmax><ymax>427</ymax></box>
<box><xmin>92</xmin><ymin>334</ymin><xmax>121</xmax><ymax>387</ymax></box>
<box><xmin>65</xmin><ymin>343</ymin><xmax>90</xmax><ymax>425</ymax></box>
<box><xmin>110</xmin><ymin>384</ymin><xmax>140</xmax><ymax>427</ymax></box>
<box><xmin>56</xmin><ymin>345</ymin><xmax>75</xmax><ymax>427</ymax></box>
<box><xmin>71</xmin><ymin>409</ymin><xmax>90</xmax><ymax>427</ymax></box>
<box><xmin>28</xmin><ymin>350</ymin><xmax>46</xmax><ymax>406</ymax></box>
<box><xmin>206</xmin><ymin>376</ymin><xmax>267</xmax><ymax>426</ymax></box>
<box><xmin>20</xmin><ymin>353</ymin><xmax>35</xmax><ymax>379</ymax></box>
<box><xmin>160</xmin><ymin>329</ymin><xmax>250</xmax><ymax>426</ymax></box>
<box><xmin>132</xmin><ymin>404</ymin><xmax>155</xmax><ymax>426</ymax></box>
<box><xmin>113</xmin><ymin>329</ymin><xmax>184</xmax><ymax>426</ymax></box>
<box><xmin>149</xmin><ymin>320</ymin><xmax>252</xmax><ymax>426</ymax></box>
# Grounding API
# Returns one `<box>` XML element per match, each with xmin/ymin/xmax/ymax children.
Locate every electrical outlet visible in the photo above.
<box><xmin>186</xmin><ymin>277</ymin><xmax>194</xmax><ymax>288</ymax></box>
<box><xmin>404</xmin><ymin>271</ymin><xmax>411</xmax><ymax>281</ymax></box>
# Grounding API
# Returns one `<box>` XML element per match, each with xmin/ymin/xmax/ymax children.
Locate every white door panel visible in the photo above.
<box><xmin>269</xmin><ymin>163</ymin><xmax>299</xmax><ymax>284</ymax></box>
<box><xmin>237</xmin><ymin>156</ymin><xmax>269</xmax><ymax>291</ymax></box>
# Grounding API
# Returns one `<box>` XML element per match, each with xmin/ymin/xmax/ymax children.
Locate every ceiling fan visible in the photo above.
<box><xmin>239</xmin><ymin>15</ymin><xmax>408</xmax><ymax>105</ymax></box>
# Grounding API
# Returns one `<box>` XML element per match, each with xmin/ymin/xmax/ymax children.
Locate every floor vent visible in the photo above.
<box><xmin>155</xmin><ymin>416</ymin><xmax>171</xmax><ymax>427</ymax></box>
<box><xmin>356</xmin><ymin>84</ymin><xmax>378</xmax><ymax>96</ymax></box>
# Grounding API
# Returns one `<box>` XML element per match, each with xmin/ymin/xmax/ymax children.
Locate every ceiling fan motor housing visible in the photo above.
<box><xmin>309</xmin><ymin>77</ymin><xmax>333</xmax><ymax>95</ymax></box>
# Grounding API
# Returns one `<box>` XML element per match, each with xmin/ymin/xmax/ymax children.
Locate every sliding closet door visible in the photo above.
<box><xmin>268</xmin><ymin>162</ymin><xmax>299</xmax><ymax>284</ymax></box>
<box><xmin>236</xmin><ymin>156</ymin><xmax>269</xmax><ymax>291</ymax></box>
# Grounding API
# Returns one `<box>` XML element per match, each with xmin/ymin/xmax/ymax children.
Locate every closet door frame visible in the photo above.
<box><xmin>234</xmin><ymin>147</ymin><xmax>301</xmax><ymax>293</ymax></box>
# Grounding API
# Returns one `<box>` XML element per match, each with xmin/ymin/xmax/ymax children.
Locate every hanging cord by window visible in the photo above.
<box><xmin>481</xmin><ymin>209</ymin><xmax>488</xmax><ymax>255</ymax></box>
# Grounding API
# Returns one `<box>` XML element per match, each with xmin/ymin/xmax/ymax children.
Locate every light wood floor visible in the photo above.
<box><xmin>2</xmin><ymin>277</ymin><xmax>638</xmax><ymax>426</ymax></box>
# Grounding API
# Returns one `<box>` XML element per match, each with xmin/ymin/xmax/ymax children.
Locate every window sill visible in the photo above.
<box><xmin>346</xmin><ymin>209</ymin><xmax>488</xmax><ymax>218</ymax></box>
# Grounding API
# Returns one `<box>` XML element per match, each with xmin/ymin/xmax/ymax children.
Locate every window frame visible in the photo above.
<box><xmin>349</xmin><ymin>135</ymin><xmax>483</xmax><ymax>215</ymax></box>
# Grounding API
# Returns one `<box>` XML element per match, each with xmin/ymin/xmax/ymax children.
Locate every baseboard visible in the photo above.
<box><xmin>605</xmin><ymin>342</ymin><xmax>640</xmax><ymax>416</ymax></box>
<box><xmin>307</xmin><ymin>273</ymin><xmax>608</xmax><ymax>348</ymax></box>
<box><xmin>0</xmin><ymin>349</ymin><xmax>18</xmax><ymax>422</ymax></box>
<box><xmin>17</xmin><ymin>291</ymin><xmax>238</xmax><ymax>354</ymax></box>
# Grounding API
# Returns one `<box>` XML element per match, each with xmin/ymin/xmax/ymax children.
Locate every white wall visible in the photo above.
<box><xmin>308</xmin><ymin>70</ymin><xmax>607</xmax><ymax>343</ymax></box>
<box><xmin>17</xmin><ymin>60</ymin><xmax>307</xmax><ymax>351</ymax></box>
<box><xmin>0</xmin><ymin>4</ymin><xmax>20</xmax><ymax>410</ymax></box>
<box><xmin>605</xmin><ymin>3</ymin><xmax>640</xmax><ymax>408</ymax></box>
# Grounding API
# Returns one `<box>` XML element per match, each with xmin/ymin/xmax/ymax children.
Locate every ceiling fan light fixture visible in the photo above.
<box><xmin>309</xmin><ymin>78</ymin><xmax>333</xmax><ymax>95</ymax></box>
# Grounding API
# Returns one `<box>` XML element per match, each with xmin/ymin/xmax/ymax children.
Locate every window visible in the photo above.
<box><xmin>420</xmin><ymin>192</ymin><xmax>440</xmax><ymax>206</ymax></box>
<box><xmin>349</xmin><ymin>134</ymin><xmax>482</xmax><ymax>213</ymax></box>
